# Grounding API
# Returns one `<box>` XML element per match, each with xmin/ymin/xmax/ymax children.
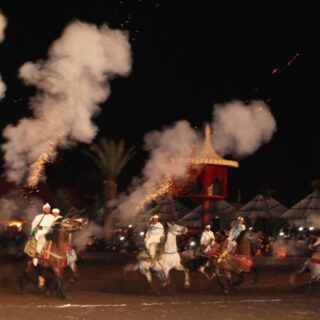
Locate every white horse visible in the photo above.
<box><xmin>124</xmin><ymin>222</ymin><xmax>190</xmax><ymax>293</ymax></box>
<box><xmin>290</xmin><ymin>252</ymin><xmax>320</xmax><ymax>289</ymax></box>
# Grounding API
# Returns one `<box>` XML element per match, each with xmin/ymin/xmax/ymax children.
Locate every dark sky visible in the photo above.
<box><xmin>0</xmin><ymin>0</ymin><xmax>319</xmax><ymax>207</ymax></box>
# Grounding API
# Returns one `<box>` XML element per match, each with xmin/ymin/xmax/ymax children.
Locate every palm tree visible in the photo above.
<box><xmin>83</xmin><ymin>138</ymin><xmax>136</xmax><ymax>239</ymax></box>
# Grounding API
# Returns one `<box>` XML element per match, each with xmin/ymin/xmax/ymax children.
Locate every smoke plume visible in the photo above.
<box><xmin>116</xmin><ymin>121</ymin><xmax>199</xmax><ymax>222</ymax></box>
<box><xmin>0</xmin><ymin>191</ymin><xmax>42</xmax><ymax>223</ymax></box>
<box><xmin>2</xmin><ymin>20</ymin><xmax>131</xmax><ymax>183</ymax></box>
<box><xmin>212</xmin><ymin>100</ymin><xmax>276</xmax><ymax>157</ymax></box>
<box><xmin>73</xmin><ymin>221</ymin><xmax>104</xmax><ymax>252</ymax></box>
<box><xmin>116</xmin><ymin>101</ymin><xmax>276</xmax><ymax>224</ymax></box>
<box><xmin>0</xmin><ymin>10</ymin><xmax>7</xmax><ymax>99</ymax></box>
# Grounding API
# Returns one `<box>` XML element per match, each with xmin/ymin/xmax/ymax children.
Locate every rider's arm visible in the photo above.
<box><xmin>200</xmin><ymin>232</ymin><xmax>205</xmax><ymax>246</ymax></box>
<box><xmin>31</xmin><ymin>215</ymin><xmax>40</xmax><ymax>234</ymax></box>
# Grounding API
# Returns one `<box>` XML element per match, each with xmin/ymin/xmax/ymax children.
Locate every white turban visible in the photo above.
<box><xmin>150</xmin><ymin>215</ymin><xmax>159</xmax><ymax>221</ymax></box>
<box><xmin>43</xmin><ymin>203</ymin><xmax>51</xmax><ymax>209</ymax></box>
<box><xmin>52</xmin><ymin>208</ymin><xmax>60</xmax><ymax>214</ymax></box>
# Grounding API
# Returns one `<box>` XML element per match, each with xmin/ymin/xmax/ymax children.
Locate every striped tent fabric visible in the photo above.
<box><xmin>281</xmin><ymin>190</ymin><xmax>320</xmax><ymax>227</ymax></box>
<box><xmin>235</xmin><ymin>194</ymin><xmax>287</xmax><ymax>220</ymax></box>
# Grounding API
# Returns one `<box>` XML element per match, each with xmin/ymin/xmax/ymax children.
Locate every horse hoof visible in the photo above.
<box><xmin>148</xmin><ymin>287</ymin><xmax>161</xmax><ymax>296</ymax></box>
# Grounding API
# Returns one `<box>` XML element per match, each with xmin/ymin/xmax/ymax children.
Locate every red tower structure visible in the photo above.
<box><xmin>189</xmin><ymin>124</ymin><xmax>239</xmax><ymax>226</ymax></box>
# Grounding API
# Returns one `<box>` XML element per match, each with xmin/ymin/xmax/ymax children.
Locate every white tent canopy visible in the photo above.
<box><xmin>281</xmin><ymin>190</ymin><xmax>320</xmax><ymax>228</ymax></box>
<box><xmin>114</xmin><ymin>199</ymin><xmax>191</xmax><ymax>230</ymax></box>
<box><xmin>178</xmin><ymin>200</ymin><xmax>235</xmax><ymax>228</ymax></box>
<box><xmin>235</xmin><ymin>193</ymin><xmax>287</xmax><ymax>220</ymax></box>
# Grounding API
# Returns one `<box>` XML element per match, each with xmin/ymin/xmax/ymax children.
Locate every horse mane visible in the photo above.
<box><xmin>50</xmin><ymin>223</ymin><xmax>62</xmax><ymax>242</ymax></box>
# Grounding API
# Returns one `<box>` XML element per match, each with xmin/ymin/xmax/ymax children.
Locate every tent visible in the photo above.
<box><xmin>178</xmin><ymin>200</ymin><xmax>235</xmax><ymax>228</ymax></box>
<box><xmin>281</xmin><ymin>190</ymin><xmax>320</xmax><ymax>228</ymax></box>
<box><xmin>114</xmin><ymin>198</ymin><xmax>192</xmax><ymax>230</ymax></box>
<box><xmin>235</xmin><ymin>193</ymin><xmax>287</xmax><ymax>220</ymax></box>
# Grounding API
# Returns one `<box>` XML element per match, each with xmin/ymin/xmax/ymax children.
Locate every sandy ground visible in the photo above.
<box><xmin>0</xmin><ymin>253</ymin><xmax>319</xmax><ymax>320</ymax></box>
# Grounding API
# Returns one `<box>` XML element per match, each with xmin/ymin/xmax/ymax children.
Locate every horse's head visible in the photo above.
<box><xmin>241</xmin><ymin>230</ymin><xmax>263</xmax><ymax>254</ymax></box>
<box><xmin>167</xmin><ymin>222</ymin><xmax>188</xmax><ymax>236</ymax></box>
<box><xmin>60</xmin><ymin>218</ymin><xmax>88</xmax><ymax>233</ymax></box>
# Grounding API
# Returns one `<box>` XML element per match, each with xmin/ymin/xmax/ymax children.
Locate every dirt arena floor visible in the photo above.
<box><xmin>0</xmin><ymin>253</ymin><xmax>319</xmax><ymax>320</ymax></box>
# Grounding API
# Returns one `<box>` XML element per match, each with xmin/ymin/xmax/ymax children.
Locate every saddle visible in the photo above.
<box><xmin>138</xmin><ymin>242</ymin><xmax>164</xmax><ymax>262</ymax></box>
<box><xmin>24</xmin><ymin>236</ymin><xmax>37</xmax><ymax>257</ymax></box>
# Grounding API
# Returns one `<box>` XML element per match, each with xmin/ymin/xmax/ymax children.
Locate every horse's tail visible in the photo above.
<box><xmin>290</xmin><ymin>259</ymin><xmax>309</xmax><ymax>285</ymax></box>
<box><xmin>123</xmin><ymin>263</ymin><xmax>138</xmax><ymax>277</ymax></box>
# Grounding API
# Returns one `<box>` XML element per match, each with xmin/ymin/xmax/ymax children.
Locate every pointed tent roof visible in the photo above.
<box><xmin>178</xmin><ymin>200</ymin><xmax>235</xmax><ymax>227</ymax></box>
<box><xmin>146</xmin><ymin>200</ymin><xmax>190</xmax><ymax>222</ymax></box>
<box><xmin>191</xmin><ymin>124</ymin><xmax>239</xmax><ymax>168</ymax></box>
<box><xmin>114</xmin><ymin>199</ymin><xmax>192</xmax><ymax>229</ymax></box>
<box><xmin>281</xmin><ymin>190</ymin><xmax>320</xmax><ymax>226</ymax></box>
<box><xmin>235</xmin><ymin>193</ymin><xmax>287</xmax><ymax>219</ymax></box>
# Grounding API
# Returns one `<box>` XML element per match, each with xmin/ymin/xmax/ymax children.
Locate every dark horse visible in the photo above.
<box><xmin>207</xmin><ymin>230</ymin><xmax>262</xmax><ymax>294</ymax></box>
<box><xmin>19</xmin><ymin>218</ymin><xmax>85</xmax><ymax>299</ymax></box>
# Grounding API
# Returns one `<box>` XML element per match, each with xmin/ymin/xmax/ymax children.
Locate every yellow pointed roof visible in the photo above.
<box><xmin>192</xmin><ymin>124</ymin><xmax>239</xmax><ymax>168</ymax></box>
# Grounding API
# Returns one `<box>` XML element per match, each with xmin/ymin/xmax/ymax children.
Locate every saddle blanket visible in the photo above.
<box><xmin>232</xmin><ymin>254</ymin><xmax>253</xmax><ymax>272</ymax></box>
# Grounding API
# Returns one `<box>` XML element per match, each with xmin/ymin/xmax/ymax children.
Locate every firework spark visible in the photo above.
<box><xmin>26</xmin><ymin>145</ymin><xmax>55</xmax><ymax>189</ymax></box>
<box><xmin>135</xmin><ymin>175</ymin><xmax>174</xmax><ymax>213</ymax></box>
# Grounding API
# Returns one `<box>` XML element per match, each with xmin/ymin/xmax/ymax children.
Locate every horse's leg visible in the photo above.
<box><xmin>69</xmin><ymin>262</ymin><xmax>79</xmax><ymax>283</ymax></box>
<box><xmin>53</xmin><ymin>267</ymin><xmax>65</xmax><ymax>300</ymax></box>
<box><xmin>290</xmin><ymin>260</ymin><xmax>309</xmax><ymax>285</ymax></box>
<box><xmin>19</xmin><ymin>258</ymin><xmax>32</xmax><ymax>292</ymax></box>
<box><xmin>174</xmin><ymin>263</ymin><xmax>190</xmax><ymax>288</ymax></box>
<box><xmin>231</xmin><ymin>272</ymin><xmax>244</xmax><ymax>287</ymax></box>
<box><xmin>199</xmin><ymin>260</ymin><xmax>215</xmax><ymax>281</ymax></box>
<box><xmin>123</xmin><ymin>263</ymin><xmax>138</xmax><ymax>277</ymax></box>
<box><xmin>142</xmin><ymin>267</ymin><xmax>161</xmax><ymax>295</ymax></box>
<box><xmin>215</xmin><ymin>273</ymin><xmax>229</xmax><ymax>295</ymax></box>
<box><xmin>250</xmin><ymin>266</ymin><xmax>258</xmax><ymax>284</ymax></box>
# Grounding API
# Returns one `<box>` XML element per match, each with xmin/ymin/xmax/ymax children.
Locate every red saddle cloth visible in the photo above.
<box><xmin>310</xmin><ymin>257</ymin><xmax>320</xmax><ymax>265</ymax></box>
<box><xmin>205</xmin><ymin>242</ymin><xmax>253</xmax><ymax>272</ymax></box>
<box><xmin>231</xmin><ymin>254</ymin><xmax>253</xmax><ymax>272</ymax></box>
<box><xmin>205</xmin><ymin>240</ymin><xmax>236</xmax><ymax>259</ymax></box>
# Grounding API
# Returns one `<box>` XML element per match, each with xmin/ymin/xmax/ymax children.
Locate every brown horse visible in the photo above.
<box><xmin>19</xmin><ymin>218</ymin><xmax>85</xmax><ymax>299</ymax></box>
<box><xmin>207</xmin><ymin>230</ymin><xmax>262</xmax><ymax>294</ymax></box>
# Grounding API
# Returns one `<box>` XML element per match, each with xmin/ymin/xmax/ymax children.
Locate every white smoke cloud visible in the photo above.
<box><xmin>212</xmin><ymin>100</ymin><xmax>276</xmax><ymax>157</ymax></box>
<box><xmin>0</xmin><ymin>10</ymin><xmax>8</xmax><ymax>100</ymax></box>
<box><xmin>0</xmin><ymin>75</ymin><xmax>6</xmax><ymax>100</ymax></box>
<box><xmin>2</xmin><ymin>20</ymin><xmax>132</xmax><ymax>183</ymax></box>
<box><xmin>116</xmin><ymin>101</ymin><xmax>276</xmax><ymax>224</ymax></box>
<box><xmin>73</xmin><ymin>221</ymin><xmax>104</xmax><ymax>252</ymax></box>
<box><xmin>0</xmin><ymin>191</ymin><xmax>43</xmax><ymax>222</ymax></box>
<box><xmin>116</xmin><ymin>121</ymin><xmax>199</xmax><ymax>222</ymax></box>
<box><xmin>0</xmin><ymin>10</ymin><xmax>7</xmax><ymax>43</ymax></box>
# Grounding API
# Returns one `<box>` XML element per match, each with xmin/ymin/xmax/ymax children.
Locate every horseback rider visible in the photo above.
<box><xmin>200</xmin><ymin>224</ymin><xmax>215</xmax><ymax>254</ymax></box>
<box><xmin>31</xmin><ymin>203</ymin><xmax>56</xmax><ymax>266</ymax></box>
<box><xmin>52</xmin><ymin>208</ymin><xmax>63</xmax><ymax>223</ymax></box>
<box><xmin>217</xmin><ymin>216</ymin><xmax>246</xmax><ymax>263</ymax></box>
<box><xmin>144</xmin><ymin>215</ymin><xmax>165</xmax><ymax>268</ymax></box>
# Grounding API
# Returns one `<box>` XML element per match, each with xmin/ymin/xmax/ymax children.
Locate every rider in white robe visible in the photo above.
<box><xmin>218</xmin><ymin>216</ymin><xmax>246</xmax><ymax>262</ymax></box>
<box><xmin>144</xmin><ymin>215</ymin><xmax>165</xmax><ymax>267</ymax></box>
<box><xmin>200</xmin><ymin>225</ymin><xmax>215</xmax><ymax>254</ymax></box>
<box><xmin>31</xmin><ymin>203</ymin><xmax>55</xmax><ymax>266</ymax></box>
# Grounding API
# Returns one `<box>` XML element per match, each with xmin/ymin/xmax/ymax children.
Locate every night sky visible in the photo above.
<box><xmin>0</xmin><ymin>0</ymin><xmax>319</xmax><ymax>207</ymax></box>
